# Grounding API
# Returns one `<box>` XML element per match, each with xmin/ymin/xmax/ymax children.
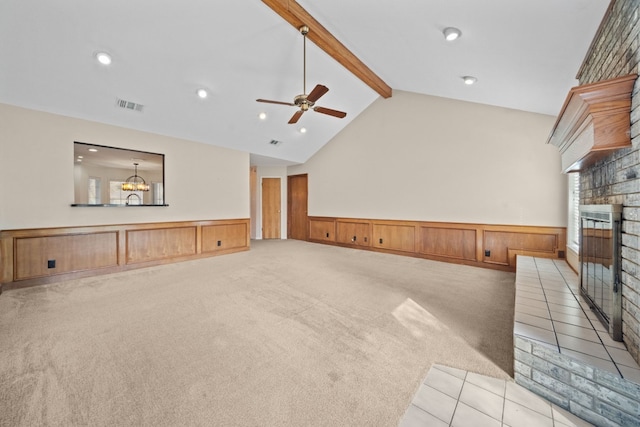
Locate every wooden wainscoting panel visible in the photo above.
<box><xmin>1</xmin><ymin>236</ymin><xmax>14</xmax><ymax>283</ymax></box>
<box><xmin>484</xmin><ymin>230</ymin><xmax>558</xmax><ymax>266</ymax></box>
<box><xmin>309</xmin><ymin>218</ymin><xmax>336</xmax><ymax>242</ymax></box>
<box><xmin>419</xmin><ymin>226</ymin><xmax>477</xmax><ymax>261</ymax></box>
<box><xmin>305</xmin><ymin>217</ymin><xmax>566</xmax><ymax>272</ymax></box>
<box><xmin>15</xmin><ymin>232</ymin><xmax>118</xmax><ymax>280</ymax></box>
<box><xmin>372</xmin><ymin>223</ymin><xmax>416</xmax><ymax>252</ymax></box>
<box><xmin>126</xmin><ymin>227</ymin><xmax>197</xmax><ymax>264</ymax></box>
<box><xmin>1</xmin><ymin>219</ymin><xmax>250</xmax><ymax>288</ymax></box>
<box><xmin>336</xmin><ymin>220</ymin><xmax>371</xmax><ymax>246</ymax></box>
<box><xmin>202</xmin><ymin>222</ymin><xmax>248</xmax><ymax>253</ymax></box>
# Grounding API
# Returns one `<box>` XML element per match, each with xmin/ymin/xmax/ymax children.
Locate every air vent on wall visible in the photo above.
<box><xmin>116</xmin><ymin>98</ymin><xmax>144</xmax><ymax>112</ymax></box>
<box><xmin>269</xmin><ymin>139</ymin><xmax>282</xmax><ymax>146</ymax></box>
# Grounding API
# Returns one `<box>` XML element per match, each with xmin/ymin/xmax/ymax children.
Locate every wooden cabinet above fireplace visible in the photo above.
<box><xmin>547</xmin><ymin>74</ymin><xmax>636</xmax><ymax>173</ymax></box>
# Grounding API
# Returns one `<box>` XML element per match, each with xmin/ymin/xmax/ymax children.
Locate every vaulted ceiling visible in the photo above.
<box><xmin>0</xmin><ymin>1</ymin><xmax>609</xmax><ymax>166</ymax></box>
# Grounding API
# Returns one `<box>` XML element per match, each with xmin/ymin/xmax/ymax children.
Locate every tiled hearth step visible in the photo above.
<box><xmin>399</xmin><ymin>364</ymin><xmax>592</xmax><ymax>426</ymax></box>
<box><xmin>514</xmin><ymin>257</ymin><xmax>640</xmax><ymax>427</ymax></box>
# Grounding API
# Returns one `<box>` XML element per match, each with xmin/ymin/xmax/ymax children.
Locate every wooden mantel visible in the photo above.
<box><xmin>547</xmin><ymin>74</ymin><xmax>637</xmax><ymax>173</ymax></box>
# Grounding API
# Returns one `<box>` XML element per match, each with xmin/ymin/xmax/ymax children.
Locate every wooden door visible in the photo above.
<box><xmin>250</xmin><ymin>166</ymin><xmax>257</xmax><ymax>239</ymax></box>
<box><xmin>288</xmin><ymin>174</ymin><xmax>308</xmax><ymax>240</ymax></box>
<box><xmin>262</xmin><ymin>178</ymin><xmax>281</xmax><ymax>239</ymax></box>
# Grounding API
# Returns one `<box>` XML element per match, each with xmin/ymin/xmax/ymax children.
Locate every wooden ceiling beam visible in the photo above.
<box><xmin>261</xmin><ymin>0</ymin><xmax>392</xmax><ymax>98</ymax></box>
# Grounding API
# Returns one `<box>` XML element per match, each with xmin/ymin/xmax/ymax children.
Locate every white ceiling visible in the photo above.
<box><xmin>0</xmin><ymin>1</ymin><xmax>610</xmax><ymax>166</ymax></box>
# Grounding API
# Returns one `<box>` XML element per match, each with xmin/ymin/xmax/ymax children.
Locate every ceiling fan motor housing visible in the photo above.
<box><xmin>294</xmin><ymin>94</ymin><xmax>312</xmax><ymax>110</ymax></box>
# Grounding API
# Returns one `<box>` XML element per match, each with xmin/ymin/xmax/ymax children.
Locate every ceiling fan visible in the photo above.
<box><xmin>256</xmin><ymin>25</ymin><xmax>347</xmax><ymax>124</ymax></box>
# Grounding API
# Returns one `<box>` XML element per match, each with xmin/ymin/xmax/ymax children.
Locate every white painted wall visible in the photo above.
<box><xmin>255</xmin><ymin>166</ymin><xmax>288</xmax><ymax>239</ymax></box>
<box><xmin>0</xmin><ymin>103</ymin><xmax>249</xmax><ymax>230</ymax></box>
<box><xmin>289</xmin><ymin>90</ymin><xmax>567</xmax><ymax>227</ymax></box>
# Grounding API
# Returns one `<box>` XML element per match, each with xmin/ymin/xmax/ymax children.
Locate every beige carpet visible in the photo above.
<box><xmin>0</xmin><ymin>239</ymin><xmax>515</xmax><ymax>426</ymax></box>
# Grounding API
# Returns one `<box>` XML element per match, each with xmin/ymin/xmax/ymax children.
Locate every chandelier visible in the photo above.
<box><xmin>122</xmin><ymin>162</ymin><xmax>150</xmax><ymax>192</ymax></box>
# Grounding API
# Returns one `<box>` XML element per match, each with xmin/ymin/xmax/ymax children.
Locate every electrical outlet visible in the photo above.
<box><xmin>484</xmin><ymin>250</ymin><xmax>491</xmax><ymax>257</ymax></box>
<box><xmin>326</xmin><ymin>232</ymin><xmax>329</xmax><ymax>238</ymax></box>
<box><xmin>47</xmin><ymin>260</ymin><xmax>56</xmax><ymax>269</ymax></box>
<box><xmin>217</xmin><ymin>240</ymin><xmax>222</xmax><ymax>247</ymax></box>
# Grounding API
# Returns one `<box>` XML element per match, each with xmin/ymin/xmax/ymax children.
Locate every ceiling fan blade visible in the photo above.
<box><xmin>313</xmin><ymin>106</ymin><xmax>347</xmax><ymax>119</ymax></box>
<box><xmin>288</xmin><ymin>110</ymin><xmax>304</xmax><ymax>124</ymax></box>
<box><xmin>256</xmin><ymin>99</ymin><xmax>296</xmax><ymax>106</ymax></box>
<box><xmin>306</xmin><ymin>84</ymin><xmax>329</xmax><ymax>103</ymax></box>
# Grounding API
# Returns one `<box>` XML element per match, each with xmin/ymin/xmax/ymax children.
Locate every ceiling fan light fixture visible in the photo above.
<box><xmin>196</xmin><ymin>88</ymin><xmax>208</xmax><ymax>99</ymax></box>
<box><xmin>95</xmin><ymin>52</ymin><xmax>112</xmax><ymax>65</ymax></box>
<box><xmin>463</xmin><ymin>76</ymin><xmax>478</xmax><ymax>85</ymax></box>
<box><xmin>258</xmin><ymin>112</ymin><xmax>267</xmax><ymax>120</ymax></box>
<box><xmin>299</xmin><ymin>127</ymin><xmax>307</xmax><ymax>134</ymax></box>
<box><xmin>443</xmin><ymin>27</ymin><xmax>462</xmax><ymax>41</ymax></box>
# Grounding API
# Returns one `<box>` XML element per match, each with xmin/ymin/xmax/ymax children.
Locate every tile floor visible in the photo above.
<box><xmin>514</xmin><ymin>257</ymin><xmax>640</xmax><ymax>382</ymax></box>
<box><xmin>399</xmin><ymin>256</ymin><xmax>640</xmax><ymax>426</ymax></box>
<box><xmin>399</xmin><ymin>364</ymin><xmax>593</xmax><ymax>426</ymax></box>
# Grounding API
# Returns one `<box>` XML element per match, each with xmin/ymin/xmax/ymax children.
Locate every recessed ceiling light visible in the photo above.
<box><xmin>443</xmin><ymin>27</ymin><xmax>462</xmax><ymax>41</ymax></box>
<box><xmin>77</xmin><ymin>155</ymin><xmax>83</xmax><ymax>159</ymax></box>
<box><xmin>95</xmin><ymin>52</ymin><xmax>112</xmax><ymax>65</ymax></box>
<box><xmin>196</xmin><ymin>88</ymin><xmax>208</xmax><ymax>99</ymax></box>
<box><xmin>299</xmin><ymin>127</ymin><xmax>307</xmax><ymax>134</ymax></box>
<box><xmin>463</xmin><ymin>76</ymin><xmax>478</xmax><ymax>85</ymax></box>
<box><xmin>88</xmin><ymin>148</ymin><xmax>98</xmax><ymax>152</ymax></box>
<box><xmin>258</xmin><ymin>112</ymin><xmax>267</xmax><ymax>120</ymax></box>
<box><xmin>77</xmin><ymin>159</ymin><xmax>82</xmax><ymax>162</ymax></box>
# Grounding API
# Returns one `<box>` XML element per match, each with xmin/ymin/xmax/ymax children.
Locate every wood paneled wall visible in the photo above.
<box><xmin>0</xmin><ymin>219</ymin><xmax>250</xmax><ymax>289</ymax></box>
<box><xmin>309</xmin><ymin>217</ymin><xmax>566</xmax><ymax>271</ymax></box>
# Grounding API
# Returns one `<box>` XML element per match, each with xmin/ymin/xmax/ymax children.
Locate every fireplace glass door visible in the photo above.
<box><xmin>579</xmin><ymin>204</ymin><xmax>622</xmax><ymax>341</ymax></box>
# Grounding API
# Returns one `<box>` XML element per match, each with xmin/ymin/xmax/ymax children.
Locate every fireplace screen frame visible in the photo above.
<box><xmin>579</xmin><ymin>204</ymin><xmax>622</xmax><ymax>341</ymax></box>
